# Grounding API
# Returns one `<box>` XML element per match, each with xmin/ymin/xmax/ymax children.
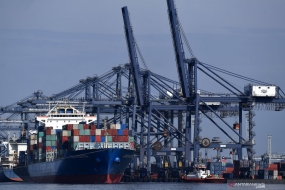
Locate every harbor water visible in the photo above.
<box><xmin>0</xmin><ymin>182</ymin><xmax>285</xmax><ymax>190</ymax></box>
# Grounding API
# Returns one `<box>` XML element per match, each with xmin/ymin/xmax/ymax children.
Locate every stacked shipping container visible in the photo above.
<box><xmin>27</xmin><ymin>123</ymin><xmax>134</xmax><ymax>163</ymax></box>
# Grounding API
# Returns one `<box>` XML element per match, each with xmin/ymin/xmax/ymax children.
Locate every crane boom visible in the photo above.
<box><xmin>166</xmin><ymin>0</ymin><xmax>189</xmax><ymax>98</ymax></box>
<box><xmin>122</xmin><ymin>6</ymin><xmax>143</xmax><ymax>106</ymax></box>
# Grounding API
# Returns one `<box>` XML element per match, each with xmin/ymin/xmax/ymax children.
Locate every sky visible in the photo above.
<box><xmin>1</xmin><ymin>0</ymin><xmax>285</xmax><ymax>158</ymax></box>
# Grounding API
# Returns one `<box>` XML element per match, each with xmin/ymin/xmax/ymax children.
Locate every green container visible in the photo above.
<box><xmin>45</xmin><ymin>141</ymin><xmax>51</xmax><ymax>146</ymax></box>
<box><xmin>68</xmin><ymin>131</ymin><xmax>71</xmax><ymax>136</ymax></box>
<box><xmin>107</xmin><ymin>136</ymin><xmax>112</xmax><ymax>142</ymax></box>
<box><xmin>38</xmin><ymin>132</ymin><xmax>44</xmax><ymax>137</ymax></box>
<box><xmin>129</xmin><ymin>136</ymin><xmax>134</xmax><ymax>142</ymax></box>
<box><xmin>84</xmin><ymin>129</ymin><xmax>90</xmax><ymax>136</ymax></box>
<box><xmin>51</xmin><ymin>135</ymin><xmax>57</xmax><ymax>141</ymax></box>
<box><xmin>79</xmin><ymin>129</ymin><xmax>85</xmax><ymax>136</ymax></box>
<box><xmin>78</xmin><ymin>124</ymin><xmax>84</xmax><ymax>130</ymax></box>
<box><xmin>51</xmin><ymin>141</ymin><xmax>56</xmax><ymax>146</ymax></box>
<box><xmin>46</xmin><ymin>135</ymin><xmax>51</xmax><ymax>141</ymax></box>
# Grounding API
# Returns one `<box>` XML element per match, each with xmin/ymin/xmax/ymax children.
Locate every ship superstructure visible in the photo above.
<box><xmin>37</xmin><ymin>103</ymin><xmax>96</xmax><ymax>130</ymax></box>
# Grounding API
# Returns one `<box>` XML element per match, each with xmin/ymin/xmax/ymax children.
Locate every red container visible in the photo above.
<box><xmin>38</xmin><ymin>143</ymin><xmax>42</xmax><ymax>148</ymax></box>
<box><xmin>226</xmin><ymin>167</ymin><xmax>234</xmax><ymax>173</ymax></box>
<box><xmin>61</xmin><ymin>136</ymin><xmax>69</xmax><ymax>143</ymax></box>
<box><xmin>89</xmin><ymin>125</ymin><xmax>96</xmax><ymax>130</ymax></box>
<box><xmin>45</xmin><ymin>129</ymin><xmax>52</xmax><ymax>135</ymax></box>
<box><xmin>122</xmin><ymin>136</ymin><xmax>129</xmax><ymax>142</ymax></box>
<box><xmin>115</xmin><ymin>136</ymin><xmax>127</xmax><ymax>142</ymax></box>
<box><xmin>45</xmin><ymin>146</ymin><xmax>52</xmax><ymax>152</ymax></box>
<box><xmin>30</xmin><ymin>145</ymin><xmax>34</xmax><ymax>151</ymax></box>
<box><xmin>84</xmin><ymin>124</ymin><xmax>90</xmax><ymax>129</ymax></box>
<box><xmin>96</xmin><ymin>136</ymin><xmax>101</xmax><ymax>142</ymax></box>
<box><xmin>84</xmin><ymin>136</ymin><xmax>90</xmax><ymax>142</ymax></box>
<box><xmin>112</xmin><ymin>136</ymin><xmax>118</xmax><ymax>142</ymax></box>
<box><xmin>67</xmin><ymin>124</ymin><xmax>73</xmax><ymax>130</ymax></box>
<box><xmin>90</xmin><ymin>129</ymin><xmax>95</xmax><ymax>136</ymax></box>
<box><xmin>268</xmin><ymin>164</ymin><xmax>278</xmax><ymax>170</ymax></box>
<box><xmin>101</xmin><ymin>130</ymin><xmax>106</xmax><ymax>136</ymax></box>
<box><xmin>107</xmin><ymin>129</ymin><xmax>117</xmax><ymax>136</ymax></box>
<box><xmin>71</xmin><ymin>129</ymin><xmax>79</xmax><ymax>136</ymax></box>
<box><xmin>79</xmin><ymin>136</ymin><xmax>85</xmax><ymax>142</ymax></box>
<box><xmin>123</xmin><ymin>129</ymin><xmax>129</xmax><ymax>136</ymax></box>
<box><xmin>107</xmin><ymin>129</ymin><xmax>113</xmax><ymax>136</ymax></box>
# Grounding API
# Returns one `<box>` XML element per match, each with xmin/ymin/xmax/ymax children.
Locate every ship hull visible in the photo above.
<box><xmin>13</xmin><ymin>165</ymin><xmax>33</xmax><ymax>182</ymax></box>
<box><xmin>28</xmin><ymin>148</ymin><xmax>134</xmax><ymax>183</ymax></box>
<box><xmin>0</xmin><ymin>164</ymin><xmax>22</xmax><ymax>182</ymax></box>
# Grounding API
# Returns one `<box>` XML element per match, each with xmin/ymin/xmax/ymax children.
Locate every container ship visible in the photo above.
<box><xmin>13</xmin><ymin>104</ymin><xmax>135</xmax><ymax>183</ymax></box>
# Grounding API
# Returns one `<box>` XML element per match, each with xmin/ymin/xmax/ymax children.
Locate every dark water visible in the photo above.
<box><xmin>0</xmin><ymin>182</ymin><xmax>284</xmax><ymax>190</ymax></box>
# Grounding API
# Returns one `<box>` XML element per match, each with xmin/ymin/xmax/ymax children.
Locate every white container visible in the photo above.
<box><xmin>30</xmin><ymin>134</ymin><xmax>36</xmax><ymax>140</ymax></box>
<box><xmin>124</xmin><ymin>142</ymin><xmax>130</xmax><ymax>149</ymax></box>
<box><xmin>113</xmin><ymin>143</ymin><xmax>119</xmax><ymax>148</ymax></box>
<box><xmin>51</xmin><ymin>129</ymin><xmax>56</xmax><ymax>135</ymax></box>
<box><xmin>110</xmin><ymin>124</ymin><xmax>116</xmax><ymax>129</ymax></box>
<box><xmin>30</xmin><ymin>140</ymin><xmax>36</xmax><ymax>145</ymax></box>
<box><xmin>78</xmin><ymin>143</ymin><xmax>84</xmax><ymax>147</ymax></box>
<box><xmin>119</xmin><ymin>143</ymin><xmax>124</xmax><ymax>148</ymax></box>
<box><xmin>107</xmin><ymin>142</ymin><xmax>113</xmax><ymax>148</ymax></box>
<box><xmin>73</xmin><ymin>124</ymin><xmax>79</xmax><ymax>129</ymax></box>
<box><xmin>62</xmin><ymin>130</ymin><xmax>69</xmax><ymax>136</ymax></box>
<box><xmin>115</xmin><ymin>124</ymin><xmax>121</xmax><ymax>129</ymax></box>
<box><xmin>96</xmin><ymin>129</ymin><xmax>102</xmax><ymax>136</ymax></box>
<box><xmin>84</xmin><ymin>143</ymin><xmax>90</xmax><ymax>149</ymax></box>
<box><xmin>38</xmin><ymin>137</ymin><xmax>42</xmax><ymax>143</ymax></box>
<box><xmin>72</xmin><ymin>136</ymin><xmax>79</xmax><ymax>142</ymax></box>
<box><xmin>89</xmin><ymin>142</ymin><xmax>95</xmax><ymax>149</ymax></box>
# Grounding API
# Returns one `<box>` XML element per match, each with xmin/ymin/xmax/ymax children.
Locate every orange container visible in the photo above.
<box><xmin>71</xmin><ymin>129</ymin><xmax>79</xmax><ymax>136</ymax></box>
<box><xmin>95</xmin><ymin>136</ymin><xmax>101</xmax><ymax>142</ymax></box>
<box><xmin>61</xmin><ymin>136</ymin><xmax>68</xmax><ymax>143</ymax></box>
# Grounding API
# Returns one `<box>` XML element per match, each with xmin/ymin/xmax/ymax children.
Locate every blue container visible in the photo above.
<box><xmin>90</xmin><ymin>136</ymin><xmax>95</xmax><ymax>142</ymax></box>
<box><xmin>51</xmin><ymin>146</ymin><xmax>57</xmax><ymax>150</ymax></box>
<box><xmin>121</xmin><ymin>124</ymin><xmax>126</xmax><ymax>129</ymax></box>
<box><xmin>56</xmin><ymin>129</ymin><xmax>61</xmax><ymax>134</ymax></box>
<box><xmin>101</xmin><ymin>136</ymin><xmax>105</xmax><ymax>142</ymax></box>
<box><xmin>117</xmin><ymin>129</ymin><xmax>123</xmax><ymax>136</ymax></box>
<box><xmin>226</xmin><ymin>163</ymin><xmax>234</xmax><ymax>167</ymax></box>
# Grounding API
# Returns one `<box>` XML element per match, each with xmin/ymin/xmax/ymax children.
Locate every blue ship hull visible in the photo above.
<box><xmin>27</xmin><ymin>148</ymin><xmax>134</xmax><ymax>183</ymax></box>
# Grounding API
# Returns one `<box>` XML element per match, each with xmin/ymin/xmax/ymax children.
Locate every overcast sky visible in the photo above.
<box><xmin>1</xmin><ymin>0</ymin><xmax>285</xmax><ymax>157</ymax></box>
